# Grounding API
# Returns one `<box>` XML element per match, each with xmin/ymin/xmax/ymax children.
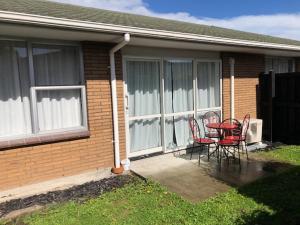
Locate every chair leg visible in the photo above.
<box><xmin>207</xmin><ymin>144</ymin><xmax>210</xmax><ymax>162</ymax></box>
<box><xmin>238</xmin><ymin>145</ymin><xmax>241</xmax><ymax>166</ymax></box>
<box><xmin>233</xmin><ymin>146</ymin><xmax>236</xmax><ymax>161</ymax></box>
<box><xmin>198</xmin><ymin>145</ymin><xmax>202</xmax><ymax>166</ymax></box>
<box><xmin>219</xmin><ymin>146</ymin><xmax>223</xmax><ymax>168</ymax></box>
<box><xmin>245</xmin><ymin>141</ymin><xmax>249</xmax><ymax>160</ymax></box>
<box><xmin>190</xmin><ymin>143</ymin><xmax>194</xmax><ymax>160</ymax></box>
<box><xmin>215</xmin><ymin>143</ymin><xmax>219</xmax><ymax>162</ymax></box>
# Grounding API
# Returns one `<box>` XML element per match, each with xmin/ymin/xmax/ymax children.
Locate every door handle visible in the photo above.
<box><xmin>125</xmin><ymin>95</ymin><xmax>129</xmax><ymax>110</ymax></box>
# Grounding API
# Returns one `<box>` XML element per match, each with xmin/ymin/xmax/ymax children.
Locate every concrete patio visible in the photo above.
<box><xmin>131</xmin><ymin>151</ymin><xmax>273</xmax><ymax>202</ymax></box>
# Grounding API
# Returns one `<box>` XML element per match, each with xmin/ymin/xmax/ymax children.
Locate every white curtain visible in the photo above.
<box><xmin>197</xmin><ymin>62</ymin><xmax>220</xmax><ymax>109</ymax></box>
<box><xmin>164</xmin><ymin>60</ymin><xmax>193</xmax><ymax>149</ymax></box>
<box><xmin>265</xmin><ymin>57</ymin><xmax>293</xmax><ymax>74</ymax></box>
<box><xmin>278</xmin><ymin>58</ymin><xmax>289</xmax><ymax>73</ymax></box>
<box><xmin>33</xmin><ymin>45</ymin><xmax>82</xmax><ymax>131</ymax></box>
<box><xmin>36</xmin><ymin>90</ymin><xmax>82</xmax><ymax>131</ymax></box>
<box><xmin>0</xmin><ymin>41</ymin><xmax>32</xmax><ymax>138</ymax></box>
<box><xmin>127</xmin><ymin>60</ymin><xmax>161</xmax><ymax>152</ymax></box>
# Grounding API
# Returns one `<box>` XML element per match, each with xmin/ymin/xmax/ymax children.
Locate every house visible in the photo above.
<box><xmin>0</xmin><ymin>0</ymin><xmax>300</xmax><ymax>192</ymax></box>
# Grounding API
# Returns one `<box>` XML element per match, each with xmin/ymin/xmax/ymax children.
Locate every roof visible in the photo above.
<box><xmin>1</xmin><ymin>0</ymin><xmax>300</xmax><ymax>48</ymax></box>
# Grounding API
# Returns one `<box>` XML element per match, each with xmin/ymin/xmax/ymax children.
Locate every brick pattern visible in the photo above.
<box><xmin>222</xmin><ymin>52</ymin><xmax>265</xmax><ymax>120</ymax></box>
<box><xmin>0</xmin><ymin>42</ymin><xmax>126</xmax><ymax>191</ymax></box>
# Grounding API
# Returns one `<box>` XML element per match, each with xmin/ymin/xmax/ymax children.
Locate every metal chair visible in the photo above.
<box><xmin>202</xmin><ymin>111</ymin><xmax>221</xmax><ymax>139</ymax></box>
<box><xmin>224</xmin><ymin>114</ymin><xmax>250</xmax><ymax>160</ymax></box>
<box><xmin>217</xmin><ymin>118</ymin><xmax>242</xmax><ymax>165</ymax></box>
<box><xmin>188</xmin><ymin>116</ymin><xmax>216</xmax><ymax>165</ymax></box>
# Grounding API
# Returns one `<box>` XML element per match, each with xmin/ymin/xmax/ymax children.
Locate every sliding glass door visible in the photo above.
<box><xmin>125</xmin><ymin>59</ymin><xmax>162</xmax><ymax>155</ymax></box>
<box><xmin>164</xmin><ymin>60</ymin><xmax>194</xmax><ymax>150</ymax></box>
<box><xmin>125</xmin><ymin>57</ymin><xmax>221</xmax><ymax>156</ymax></box>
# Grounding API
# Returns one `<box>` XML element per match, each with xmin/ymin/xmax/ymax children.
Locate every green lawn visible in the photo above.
<box><xmin>7</xmin><ymin>146</ymin><xmax>300</xmax><ymax>225</ymax></box>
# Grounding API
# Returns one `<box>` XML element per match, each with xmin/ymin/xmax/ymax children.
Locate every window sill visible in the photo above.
<box><xmin>0</xmin><ymin>129</ymin><xmax>90</xmax><ymax>150</ymax></box>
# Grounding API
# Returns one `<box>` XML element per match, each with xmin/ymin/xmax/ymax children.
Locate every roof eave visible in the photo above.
<box><xmin>1</xmin><ymin>10</ymin><xmax>300</xmax><ymax>52</ymax></box>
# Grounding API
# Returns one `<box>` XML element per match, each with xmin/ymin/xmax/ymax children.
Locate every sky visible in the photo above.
<box><xmin>51</xmin><ymin>0</ymin><xmax>300</xmax><ymax>41</ymax></box>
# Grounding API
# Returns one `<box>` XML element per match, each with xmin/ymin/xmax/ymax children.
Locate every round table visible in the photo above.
<box><xmin>206</xmin><ymin>122</ymin><xmax>239</xmax><ymax>163</ymax></box>
<box><xmin>206</xmin><ymin>122</ymin><xmax>238</xmax><ymax>130</ymax></box>
<box><xmin>206</xmin><ymin>122</ymin><xmax>239</xmax><ymax>141</ymax></box>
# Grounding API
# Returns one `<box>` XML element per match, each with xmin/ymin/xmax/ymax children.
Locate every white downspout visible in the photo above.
<box><xmin>110</xmin><ymin>33</ymin><xmax>130</xmax><ymax>172</ymax></box>
<box><xmin>229</xmin><ymin>57</ymin><xmax>235</xmax><ymax>119</ymax></box>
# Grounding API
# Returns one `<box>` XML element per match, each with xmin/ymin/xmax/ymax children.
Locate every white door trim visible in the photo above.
<box><xmin>123</xmin><ymin>55</ymin><xmax>223</xmax><ymax>158</ymax></box>
<box><xmin>123</xmin><ymin>57</ymin><xmax>163</xmax><ymax>158</ymax></box>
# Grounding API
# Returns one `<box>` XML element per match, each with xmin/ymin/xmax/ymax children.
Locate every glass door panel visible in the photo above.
<box><xmin>129</xmin><ymin>118</ymin><xmax>161</xmax><ymax>152</ymax></box>
<box><xmin>197</xmin><ymin>62</ymin><xmax>220</xmax><ymax>109</ymax></box>
<box><xmin>165</xmin><ymin>114</ymin><xmax>193</xmax><ymax>150</ymax></box>
<box><xmin>126</xmin><ymin>60</ymin><xmax>162</xmax><ymax>154</ymax></box>
<box><xmin>196</xmin><ymin>61</ymin><xmax>221</xmax><ymax>135</ymax></box>
<box><xmin>196</xmin><ymin>110</ymin><xmax>221</xmax><ymax>137</ymax></box>
<box><xmin>164</xmin><ymin>60</ymin><xmax>193</xmax><ymax>150</ymax></box>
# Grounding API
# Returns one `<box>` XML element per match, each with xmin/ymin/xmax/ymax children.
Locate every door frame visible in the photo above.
<box><xmin>123</xmin><ymin>56</ymin><xmax>163</xmax><ymax>158</ymax></box>
<box><xmin>123</xmin><ymin>56</ymin><xmax>223</xmax><ymax>158</ymax></box>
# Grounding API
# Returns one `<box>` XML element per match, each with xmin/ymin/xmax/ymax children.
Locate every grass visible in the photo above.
<box><xmin>257</xmin><ymin>145</ymin><xmax>300</xmax><ymax>165</ymax></box>
<box><xmin>5</xmin><ymin>146</ymin><xmax>300</xmax><ymax>225</ymax></box>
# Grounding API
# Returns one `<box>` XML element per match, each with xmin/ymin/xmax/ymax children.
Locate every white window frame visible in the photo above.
<box><xmin>0</xmin><ymin>39</ymin><xmax>88</xmax><ymax>141</ymax></box>
<box><xmin>30</xmin><ymin>85</ymin><xmax>88</xmax><ymax>134</ymax></box>
<box><xmin>123</xmin><ymin>55</ymin><xmax>223</xmax><ymax>157</ymax></box>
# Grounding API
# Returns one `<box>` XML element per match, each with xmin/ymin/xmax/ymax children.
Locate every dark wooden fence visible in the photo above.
<box><xmin>259</xmin><ymin>72</ymin><xmax>300</xmax><ymax>144</ymax></box>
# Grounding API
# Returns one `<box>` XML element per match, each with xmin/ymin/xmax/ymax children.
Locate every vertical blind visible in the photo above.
<box><xmin>0</xmin><ymin>41</ymin><xmax>85</xmax><ymax>139</ymax></box>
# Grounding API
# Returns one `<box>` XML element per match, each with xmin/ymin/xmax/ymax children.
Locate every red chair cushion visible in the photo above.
<box><xmin>194</xmin><ymin>138</ymin><xmax>215</xmax><ymax>144</ymax></box>
<box><xmin>225</xmin><ymin>135</ymin><xmax>240</xmax><ymax>141</ymax></box>
<box><xmin>226</xmin><ymin>135</ymin><xmax>247</xmax><ymax>141</ymax></box>
<box><xmin>218</xmin><ymin>139</ymin><xmax>238</xmax><ymax>146</ymax></box>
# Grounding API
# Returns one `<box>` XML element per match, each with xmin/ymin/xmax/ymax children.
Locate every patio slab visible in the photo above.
<box><xmin>131</xmin><ymin>153</ymin><xmax>229</xmax><ymax>202</ymax></box>
<box><xmin>131</xmin><ymin>152</ymin><xmax>272</xmax><ymax>202</ymax></box>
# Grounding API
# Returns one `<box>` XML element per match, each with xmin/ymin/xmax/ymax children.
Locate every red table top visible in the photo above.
<box><xmin>206</xmin><ymin>123</ymin><xmax>238</xmax><ymax>130</ymax></box>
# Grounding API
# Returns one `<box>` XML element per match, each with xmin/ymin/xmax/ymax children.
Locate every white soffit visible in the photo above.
<box><xmin>0</xmin><ymin>22</ymin><xmax>300</xmax><ymax>57</ymax></box>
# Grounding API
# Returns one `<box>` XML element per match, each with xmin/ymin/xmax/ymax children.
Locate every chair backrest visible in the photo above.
<box><xmin>220</xmin><ymin>118</ymin><xmax>242</xmax><ymax>139</ymax></box>
<box><xmin>188</xmin><ymin>117</ymin><xmax>201</xmax><ymax>140</ymax></box>
<box><xmin>202</xmin><ymin>111</ymin><xmax>220</xmax><ymax>135</ymax></box>
<box><xmin>240</xmin><ymin>114</ymin><xmax>250</xmax><ymax>141</ymax></box>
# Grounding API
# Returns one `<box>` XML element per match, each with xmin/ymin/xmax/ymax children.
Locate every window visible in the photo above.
<box><xmin>0</xmin><ymin>41</ymin><xmax>31</xmax><ymax>138</ymax></box>
<box><xmin>265</xmin><ymin>57</ymin><xmax>295</xmax><ymax>73</ymax></box>
<box><xmin>0</xmin><ymin>40</ymin><xmax>87</xmax><ymax>139</ymax></box>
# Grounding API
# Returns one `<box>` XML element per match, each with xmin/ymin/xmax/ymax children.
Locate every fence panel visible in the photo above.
<box><xmin>259</xmin><ymin>72</ymin><xmax>300</xmax><ymax>144</ymax></box>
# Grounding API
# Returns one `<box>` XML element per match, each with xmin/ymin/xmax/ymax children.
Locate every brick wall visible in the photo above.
<box><xmin>0</xmin><ymin>42</ymin><xmax>126</xmax><ymax>191</ymax></box>
<box><xmin>222</xmin><ymin>52</ymin><xmax>265</xmax><ymax>120</ymax></box>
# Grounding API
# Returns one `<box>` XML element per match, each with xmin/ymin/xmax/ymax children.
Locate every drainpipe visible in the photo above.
<box><xmin>229</xmin><ymin>57</ymin><xmax>235</xmax><ymax>119</ymax></box>
<box><xmin>110</xmin><ymin>33</ymin><xmax>130</xmax><ymax>174</ymax></box>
